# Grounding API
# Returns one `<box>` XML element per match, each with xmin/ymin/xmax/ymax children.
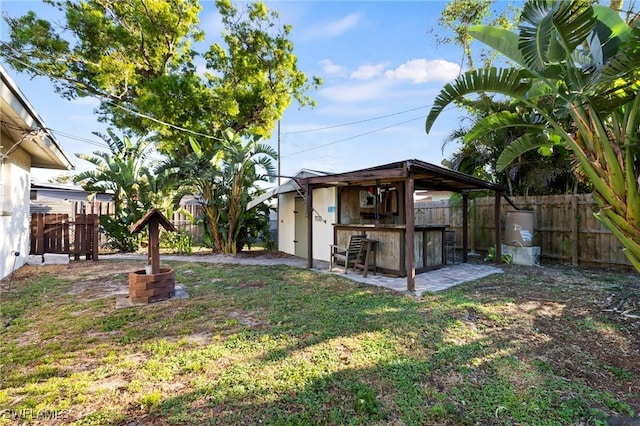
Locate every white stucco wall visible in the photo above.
<box><xmin>277</xmin><ymin>187</ymin><xmax>336</xmax><ymax>262</ymax></box>
<box><xmin>1</xmin><ymin>147</ymin><xmax>31</xmax><ymax>280</ymax></box>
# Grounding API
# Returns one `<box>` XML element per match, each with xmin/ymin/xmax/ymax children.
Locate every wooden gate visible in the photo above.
<box><xmin>30</xmin><ymin>213</ymin><xmax>99</xmax><ymax>260</ymax></box>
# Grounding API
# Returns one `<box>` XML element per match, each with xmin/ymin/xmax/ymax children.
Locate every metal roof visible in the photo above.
<box><xmin>306</xmin><ymin>159</ymin><xmax>507</xmax><ymax>193</ymax></box>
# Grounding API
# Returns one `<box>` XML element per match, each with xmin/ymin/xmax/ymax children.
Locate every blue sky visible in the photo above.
<box><xmin>1</xmin><ymin>1</ymin><xmax>504</xmax><ymax>182</ymax></box>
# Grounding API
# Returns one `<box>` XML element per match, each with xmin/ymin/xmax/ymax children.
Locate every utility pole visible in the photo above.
<box><xmin>277</xmin><ymin>120</ymin><xmax>281</xmax><ymax>185</ymax></box>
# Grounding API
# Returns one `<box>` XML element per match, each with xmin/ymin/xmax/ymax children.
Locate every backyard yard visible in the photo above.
<box><xmin>0</xmin><ymin>256</ymin><xmax>638</xmax><ymax>425</ymax></box>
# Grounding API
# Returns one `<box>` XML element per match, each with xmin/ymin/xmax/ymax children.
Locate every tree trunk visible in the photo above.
<box><xmin>227</xmin><ymin>174</ymin><xmax>243</xmax><ymax>254</ymax></box>
<box><xmin>203</xmin><ymin>203</ymin><xmax>224</xmax><ymax>253</ymax></box>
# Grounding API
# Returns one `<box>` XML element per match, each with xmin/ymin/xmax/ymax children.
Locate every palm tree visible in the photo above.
<box><xmin>425</xmin><ymin>1</ymin><xmax>640</xmax><ymax>272</ymax></box>
<box><xmin>74</xmin><ymin>129</ymin><xmax>153</xmax><ymax>212</ymax></box>
<box><xmin>218</xmin><ymin>129</ymin><xmax>277</xmax><ymax>254</ymax></box>
<box><xmin>74</xmin><ymin>129</ymin><xmax>155</xmax><ymax>251</ymax></box>
<box><xmin>158</xmin><ymin>128</ymin><xmax>276</xmax><ymax>254</ymax></box>
<box><xmin>442</xmin><ymin>97</ymin><xmax>586</xmax><ymax>196</ymax></box>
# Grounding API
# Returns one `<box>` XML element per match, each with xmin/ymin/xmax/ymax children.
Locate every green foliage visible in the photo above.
<box><xmin>161</xmin><ymin>231</ymin><xmax>193</xmax><ymax>255</ymax></box>
<box><xmin>238</xmin><ymin>203</ymin><xmax>276</xmax><ymax>251</ymax></box>
<box><xmin>3</xmin><ymin>0</ymin><xmax>319</xmax><ymax>256</ymax></box>
<box><xmin>159</xmin><ymin>128</ymin><xmax>276</xmax><ymax>254</ymax></box>
<box><xmin>1</xmin><ymin>0</ymin><xmax>320</xmax><ymax>142</ymax></box>
<box><xmin>484</xmin><ymin>246</ymin><xmax>512</xmax><ymax>264</ymax></box>
<box><xmin>435</xmin><ymin>1</ymin><xmax>583</xmax><ymax>196</ymax></box>
<box><xmin>73</xmin><ymin>129</ymin><xmax>158</xmax><ymax>252</ymax></box>
<box><xmin>435</xmin><ymin>0</ymin><xmax>519</xmax><ymax>69</ymax></box>
<box><xmin>99</xmin><ymin>215</ymin><xmax>140</xmax><ymax>253</ymax></box>
<box><xmin>139</xmin><ymin>390</ymin><xmax>163</xmax><ymax>410</ymax></box>
<box><xmin>1</xmin><ymin>0</ymin><xmax>203</xmax><ymax>125</ymax></box>
<box><xmin>427</xmin><ymin>0</ymin><xmax>640</xmax><ymax>273</ymax></box>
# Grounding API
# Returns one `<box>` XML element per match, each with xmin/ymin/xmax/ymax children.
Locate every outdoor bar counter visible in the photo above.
<box><xmin>333</xmin><ymin>224</ymin><xmax>445</xmax><ymax>277</ymax></box>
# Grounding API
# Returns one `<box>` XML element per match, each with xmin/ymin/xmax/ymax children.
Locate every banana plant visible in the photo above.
<box><xmin>425</xmin><ymin>0</ymin><xmax>640</xmax><ymax>272</ymax></box>
<box><xmin>217</xmin><ymin>128</ymin><xmax>277</xmax><ymax>254</ymax></box>
<box><xmin>158</xmin><ymin>128</ymin><xmax>276</xmax><ymax>254</ymax></box>
<box><xmin>74</xmin><ymin>129</ymin><xmax>156</xmax><ymax>251</ymax></box>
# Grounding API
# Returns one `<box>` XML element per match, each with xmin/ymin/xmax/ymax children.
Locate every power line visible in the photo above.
<box><xmin>1</xmin><ymin>43</ymin><xmax>224</xmax><ymax>141</ymax></box>
<box><xmin>281</xmin><ymin>103</ymin><xmax>458</xmax><ymax>158</ymax></box>
<box><xmin>282</xmin><ymin>115</ymin><xmax>426</xmax><ymax>158</ymax></box>
<box><xmin>282</xmin><ymin>104</ymin><xmax>431</xmax><ymax>134</ymax></box>
<box><xmin>47</xmin><ymin>129</ymin><xmax>109</xmax><ymax>148</ymax></box>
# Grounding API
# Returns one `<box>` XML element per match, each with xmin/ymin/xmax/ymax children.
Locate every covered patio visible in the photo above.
<box><xmin>301</xmin><ymin>159</ymin><xmax>508</xmax><ymax>292</ymax></box>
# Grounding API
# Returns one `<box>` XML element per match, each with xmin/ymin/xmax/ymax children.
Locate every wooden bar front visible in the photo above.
<box><xmin>334</xmin><ymin>224</ymin><xmax>445</xmax><ymax>277</ymax></box>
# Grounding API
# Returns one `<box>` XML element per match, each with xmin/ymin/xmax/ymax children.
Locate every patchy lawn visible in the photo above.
<box><xmin>0</xmin><ymin>258</ymin><xmax>638</xmax><ymax>425</ymax></box>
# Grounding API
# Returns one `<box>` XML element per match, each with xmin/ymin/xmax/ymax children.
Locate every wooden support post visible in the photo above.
<box><xmin>149</xmin><ymin>218</ymin><xmax>160</xmax><ymax>274</ymax></box>
<box><xmin>462</xmin><ymin>192</ymin><xmax>469</xmax><ymax>263</ymax></box>
<box><xmin>495</xmin><ymin>191</ymin><xmax>502</xmax><ymax>264</ymax></box>
<box><xmin>306</xmin><ymin>179</ymin><xmax>314</xmax><ymax>269</ymax></box>
<box><xmin>405</xmin><ymin>176</ymin><xmax>415</xmax><ymax>292</ymax></box>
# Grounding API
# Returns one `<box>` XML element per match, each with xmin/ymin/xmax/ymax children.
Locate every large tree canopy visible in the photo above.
<box><xmin>2</xmin><ymin>0</ymin><xmax>202</xmax><ymax>111</ymax></box>
<box><xmin>2</xmin><ymin>0</ymin><xmax>320</xmax><ymax>253</ymax></box>
<box><xmin>1</xmin><ymin>0</ymin><xmax>320</xmax><ymax>143</ymax></box>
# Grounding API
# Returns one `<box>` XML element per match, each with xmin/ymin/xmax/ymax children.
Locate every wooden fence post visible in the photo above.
<box><xmin>92</xmin><ymin>214</ymin><xmax>99</xmax><ymax>261</ymax></box>
<box><xmin>571</xmin><ymin>196</ymin><xmax>579</xmax><ymax>266</ymax></box>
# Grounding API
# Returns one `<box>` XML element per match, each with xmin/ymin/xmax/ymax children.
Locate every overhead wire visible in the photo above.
<box><xmin>47</xmin><ymin>129</ymin><xmax>109</xmax><ymax>148</ymax></box>
<box><xmin>1</xmin><ymin>42</ymin><xmax>457</xmax><ymax>160</ymax></box>
<box><xmin>0</xmin><ymin>42</ymin><xmax>224</xmax><ymax>141</ymax></box>
<box><xmin>282</xmin><ymin>104</ymin><xmax>431</xmax><ymax>134</ymax></box>
<box><xmin>281</xmin><ymin>115</ymin><xmax>427</xmax><ymax>158</ymax></box>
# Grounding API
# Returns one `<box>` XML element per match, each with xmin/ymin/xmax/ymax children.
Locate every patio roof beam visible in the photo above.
<box><xmin>306</xmin><ymin>167</ymin><xmax>408</xmax><ymax>185</ymax></box>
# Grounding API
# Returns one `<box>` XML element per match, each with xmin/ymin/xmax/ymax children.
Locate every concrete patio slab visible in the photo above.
<box><xmin>105</xmin><ymin>253</ymin><xmax>504</xmax><ymax>297</ymax></box>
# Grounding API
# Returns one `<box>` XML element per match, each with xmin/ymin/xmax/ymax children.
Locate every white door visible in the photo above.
<box><xmin>294</xmin><ymin>197</ymin><xmax>307</xmax><ymax>258</ymax></box>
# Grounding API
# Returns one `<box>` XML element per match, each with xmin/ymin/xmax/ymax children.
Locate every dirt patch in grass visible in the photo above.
<box><xmin>3</xmin><ymin>260</ymin><xmax>142</xmax><ymax>287</ymax></box>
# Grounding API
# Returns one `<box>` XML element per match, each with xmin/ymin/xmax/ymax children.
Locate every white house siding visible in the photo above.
<box><xmin>277</xmin><ymin>187</ymin><xmax>336</xmax><ymax>262</ymax></box>
<box><xmin>1</xmin><ymin>148</ymin><xmax>31</xmax><ymax>279</ymax></box>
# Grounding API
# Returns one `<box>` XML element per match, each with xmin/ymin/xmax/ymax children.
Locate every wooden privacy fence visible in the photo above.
<box><xmin>415</xmin><ymin>194</ymin><xmax>633</xmax><ymax>270</ymax></box>
<box><xmin>172</xmin><ymin>203</ymin><xmax>204</xmax><ymax>242</ymax></box>
<box><xmin>30</xmin><ymin>201</ymin><xmax>205</xmax><ymax>255</ymax></box>
<box><xmin>30</xmin><ymin>213</ymin><xmax>99</xmax><ymax>260</ymax></box>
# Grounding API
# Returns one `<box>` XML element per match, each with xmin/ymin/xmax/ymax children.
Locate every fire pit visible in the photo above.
<box><xmin>128</xmin><ymin>208</ymin><xmax>177</xmax><ymax>304</ymax></box>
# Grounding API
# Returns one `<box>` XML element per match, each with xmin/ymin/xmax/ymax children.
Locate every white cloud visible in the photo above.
<box><xmin>320</xmin><ymin>59</ymin><xmax>346</xmax><ymax>76</ymax></box>
<box><xmin>319</xmin><ymin>79</ymin><xmax>391</xmax><ymax>103</ymax></box>
<box><xmin>350</xmin><ymin>63</ymin><xmax>386</xmax><ymax>80</ymax></box>
<box><xmin>384</xmin><ymin>59</ymin><xmax>460</xmax><ymax>84</ymax></box>
<box><xmin>301</xmin><ymin>13</ymin><xmax>362</xmax><ymax>40</ymax></box>
<box><xmin>324</xmin><ymin>13</ymin><xmax>362</xmax><ymax>37</ymax></box>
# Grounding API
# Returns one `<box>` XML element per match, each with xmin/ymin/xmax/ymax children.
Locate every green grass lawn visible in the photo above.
<box><xmin>0</xmin><ymin>260</ymin><xmax>637</xmax><ymax>425</ymax></box>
